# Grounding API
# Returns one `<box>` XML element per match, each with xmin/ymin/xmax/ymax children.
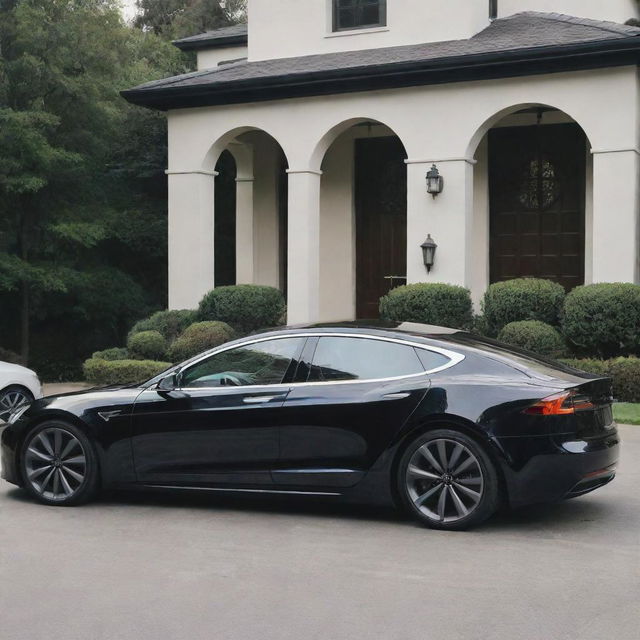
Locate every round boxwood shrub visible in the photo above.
<box><xmin>92</xmin><ymin>347</ymin><xmax>129</xmax><ymax>361</ymax></box>
<box><xmin>498</xmin><ymin>320</ymin><xmax>565</xmax><ymax>358</ymax></box>
<box><xmin>379</xmin><ymin>283</ymin><xmax>472</xmax><ymax>329</ymax></box>
<box><xmin>198</xmin><ymin>285</ymin><xmax>285</xmax><ymax>333</ymax></box>
<box><xmin>609</xmin><ymin>357</ymin><xmax>640</xmax><ymax>403</ymax></box>
<box><xmin>129</xmin><ymin>309</ymin><xmax>197</xmax><ymax>342</ymax></box>
<box><xmin>127</xmin><ymin>331</ymin><xmax>168</xmax><ymax>361</ymax></box>
<box><xmin>482</xmin><ymin>278</ymin><xmax>565</xmax><ymax>335</ymax></box>
<box><xmin>558</xmin><ymin>358</ymin><xmax>611</xmax><ymax>378</ymax></box>
<box><xmin>83</xmin><ymin>358</ymin><xmax>172</xmax><ymax>386</ymax></box>
<box><xmin>562</xmin><ymin>283</ymin><xmax>640</xmax><ymax>358</ymax></box>
<box><xmin>167</xmin><ymin>321</ymin><xmax>235</xmax><ymax>362</ymax></box>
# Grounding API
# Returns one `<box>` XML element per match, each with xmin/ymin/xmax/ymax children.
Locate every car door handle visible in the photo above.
<box><xmin>381</xmin><ymin>392</ymin><xmax>411</xmax><ymax>400</ymax></box>
<box><xmin>243</xmin><ymin>395</ymin><xmax>286</xmax><ymax>404</ymax></box>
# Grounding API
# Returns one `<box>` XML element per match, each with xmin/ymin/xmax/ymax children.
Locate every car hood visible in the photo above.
<box><xmin>0</xmin><ymin>360</ymin><xmax>38</xmax><ymax>378</ymax></box>
<box><xmin>33</xmin><ymin>385</ymin><xmax>145</xmax><ymax>416</ymax></box>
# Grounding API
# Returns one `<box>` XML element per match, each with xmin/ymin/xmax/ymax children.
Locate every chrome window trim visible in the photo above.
<box><xmin>176</xmin><ymin>332</ymin><xmax>465</xmax><ymax>392</ymax></box>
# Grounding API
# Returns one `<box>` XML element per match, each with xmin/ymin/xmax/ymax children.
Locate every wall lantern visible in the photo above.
<box><xmin>426</xmin><ymin>164</ymin><xmax>444</xmax><ymax>197</ymax></box>
<box><xmin>421</xmin><ymin>234</ymin><xmax>437</xmax><ymax>273</ymax></box>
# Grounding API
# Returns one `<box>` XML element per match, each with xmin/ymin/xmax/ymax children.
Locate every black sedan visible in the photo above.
<box><xmin>0</xmin><ymin>322</ymin><xmax>619</xmax><ymax>530</ymax></box>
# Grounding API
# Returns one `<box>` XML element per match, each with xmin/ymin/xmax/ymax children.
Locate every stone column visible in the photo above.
<box><xmin>406</xmin><ymin>157</ymin><xmax>475</xmax><ymax>290</ymax></box>
<box><xmin>591</xmin><ymin>148</ymin><xmax>640</xmax><ymax>283</ymax></box>
<box><xmin>166</xmin><ymin>170</ymin><xmax>217</xmax><ymax>310</ymax></box>
<box><xmin>286</xmin><ymin>169</ymin><xmax>322</xmax><ymax>324</ymax></box>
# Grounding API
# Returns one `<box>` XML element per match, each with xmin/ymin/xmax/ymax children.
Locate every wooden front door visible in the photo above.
<box><xmin>355</xmin><ymin>137</ymin><xmax>407</xmax><ymax>318</ymax></box>
<box><xmin>489</xmin><ymin>123</ymin><xmax>586</xmax><ymax>290</ymax></box>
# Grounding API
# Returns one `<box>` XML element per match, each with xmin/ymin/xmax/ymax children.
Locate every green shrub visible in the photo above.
<box><xmin>379</xmin><ymin>283</ymin><xmax>473</xmax><ymax>329</ymax></box>
<box><xmin>562</xmin><ymin>283</ymin><xmax>640</xmax><ymax>358</ymax></box>
<box><xmin>127</xmin><ymin>331</ymin><xmax>167</xmax><ymax>361</ymax></box>
<box><xmin>558</xmin><ymin>357</ymin><xmax>640</xmax><ymax>403</ymax></box>
<box><xmin>83</xmin><ymin>358</ymin><xmax>171</xmax><ymax>386</ymax></box>
<box><xmin>498</xmin><ymin>320</ymin><xmax>566</xmax><ymax>357</ymax></box>
<box><xmin>609</xmin><ymin>357</ymin><xmax>640</xmax><ymax>403</ymax></box>
<box><xmin>129</xmin><ymin>309</ymin><xmax>197</xmax><ymax>342</ymax></box>
<box><xmin>482</xmin><ymin>278</ymin><xmax>565</xmax><ymax>335</ymax></box>
<box><xmin>92</xmin><ymin>347</ymin><xmax>129</xmax><ymax>361</ymax></box>
<box><xmin>198</xmin><ymin>285</ymin><xmax>285</xmax><ymax>333</ymax></box>
<box><xmin>167</xmin><ymin>321</ymin><xmax>235</xmax><ymax>362</ymax></box>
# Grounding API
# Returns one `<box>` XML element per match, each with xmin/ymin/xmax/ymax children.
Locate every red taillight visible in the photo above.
<box><xmin>523</xmin><ymin>391</ymin><xmax>595</xmax><ymax>416</ymax></box>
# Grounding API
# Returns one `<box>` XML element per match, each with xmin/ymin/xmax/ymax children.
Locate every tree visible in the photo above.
<box><xmin>0</xmin><ymin>0</ymin><xmax>184</xmax><ymax>373</ymax></box>
<box><xmin>134</xmin><ymin>0</ymin><xmax>246</xmax><ymax>39</ymax></box>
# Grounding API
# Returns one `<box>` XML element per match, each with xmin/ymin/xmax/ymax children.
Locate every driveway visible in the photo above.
<box><xmin>0</xmin><ymin>426</ymin><xmax>638</xmax><ymax>640</ymax></box>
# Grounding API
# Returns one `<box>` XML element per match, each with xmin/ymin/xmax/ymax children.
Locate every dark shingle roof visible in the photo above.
<box><xmin>123</xmin><ymin>12</ymin><xmax>640</xmax><ymax>110</ymax></box>
<box><xmin>173</xmin><ymin>23</ymin><xmax>248</xmax><ymax>50</ymax></box>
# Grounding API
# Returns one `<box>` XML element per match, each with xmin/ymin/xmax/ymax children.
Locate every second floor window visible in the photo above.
<box><xmin>333</xmin><ymin>0</ymin><xmax>387</xmax><ymax>32</ymax></box>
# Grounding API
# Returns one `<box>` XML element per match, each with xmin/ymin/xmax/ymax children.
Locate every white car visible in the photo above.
<box><xmin>0</xmin><ymin>361</ymin><xmax>42</xmax><ymax>422</ymax></box>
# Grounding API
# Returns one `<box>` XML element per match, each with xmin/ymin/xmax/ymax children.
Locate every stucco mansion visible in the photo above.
<box><xmin>123</xmin><ymin>0</ymin><xmax>640</xmax><ymax>324</ymax></box>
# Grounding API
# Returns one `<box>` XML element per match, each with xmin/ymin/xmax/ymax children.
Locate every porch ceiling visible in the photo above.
<box><xmin>122</xmin><ymin>12</ymin><xmax>640</xmax><ymax>110</ymax></box>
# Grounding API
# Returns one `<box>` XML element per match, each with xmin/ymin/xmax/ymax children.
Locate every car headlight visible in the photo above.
<box><xmin>8</xmin><ymin>404</ymin><xmax>29</xmax><ymax>425</ymax></box>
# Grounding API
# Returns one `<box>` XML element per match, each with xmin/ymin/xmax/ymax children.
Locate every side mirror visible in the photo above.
<box><xmin>158</xmin><ymin>373</ymin><xmax>178</xmax><ymax>391</ymax></box>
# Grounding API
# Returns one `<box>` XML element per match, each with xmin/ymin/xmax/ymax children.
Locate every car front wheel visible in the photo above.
<box><xmin>21</xmin><ymin>421</ymin><xmax>99</xmax><ymax>506</ymax></box>
<box><xmin>397</xmin><ymin>429</ymin><xmax>500</xmax><ymax>531</ymax></box>
<box><xmin>0</xmin><ymin>385</ymin><xmax>34</xmax><ymax>422</ymax></box>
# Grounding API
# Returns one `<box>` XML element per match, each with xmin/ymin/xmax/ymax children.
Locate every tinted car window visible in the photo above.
<box><xmin>181</xmin><ymin>338</ymin><xmax>304</xmax><ymax>388</ymax></box>
<box><xmin>308</xmin><ymin>337</ymin><xmax>424</xmax><ymax>382</ymax></box>
<box><xmin>415</xmin><ymin>348</ymin><xmax>450</xmax><ymax>372</ymax></box>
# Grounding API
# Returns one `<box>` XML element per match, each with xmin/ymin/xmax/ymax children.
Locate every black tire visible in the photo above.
<box><xmin>20</xmin><ymin>420</ymin><xmax>100</xmax><ymax>506</ymax></box>
<box><xmin>396</xmin><ymin>428</ymin><xmax>500</xmax><ymax>531</ymax></box>
<box><xmin>0</xmin><ymin>385</ymin><xmax>34</xmax><ymax>422</ymax></box>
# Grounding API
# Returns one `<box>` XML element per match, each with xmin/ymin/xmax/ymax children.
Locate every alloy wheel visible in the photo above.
<box><xmin>405</xmin><ymin>438</ymin><xmax>484</xmax><ymax>524</ymax></box>
<box><xmin>24</xmin><ymin>427</ymin><xmax>87</xmax><ymax>502</ymax></box>
<box><xmin>0</xmin><ymin>389</ymin><xmax>30</xmax><ymax>421</ymax></box>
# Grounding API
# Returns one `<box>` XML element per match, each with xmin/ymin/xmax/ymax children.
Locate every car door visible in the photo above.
<box><xmin>273</xmin><ymin>335</ymin><xmax>443</xmax><ymax>489</ymax></box>
<box><xmin>131</xmin><ymin>336</ymin><xmax>306</xmax><ymax>486</ymax></box>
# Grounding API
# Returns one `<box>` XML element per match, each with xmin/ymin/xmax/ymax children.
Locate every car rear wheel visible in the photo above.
<box><xmin>397</xmin><ymin>429</ymin><xmax>500</xmax><ymax>531</ymax></box>
<box><xmin>21</xmin><ymin>421</ymin><xmax>99</xmax><ymax>506</ymax></box>
<box><xmin>0</xmin><ymin>386</ymin><xmax>34</xmax><ymax>422</ymax></box>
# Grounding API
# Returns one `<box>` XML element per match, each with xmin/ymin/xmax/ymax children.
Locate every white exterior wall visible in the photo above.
<box><xmin>197</xmin><ymin>45</ymin><xmax>248</xmax><ymax>70</ymax></box>
<box><xmin>247</xmin><ymin>0</ymin><xmax>488</xmax><ymax>61</ymax></box>
<box><xmin>246</xmin><ymin>0</ymin><xmax>639</xmax><ymax>62</ymax></box>
<box><xmin>166</xmin><ymin>65</ymin><xmax>640</xmax><ymax>318</ymax></box>
<box><xmin>499</xmin><ymin>0</ymin><xmax>639</xmax><ymax>23</ymax></box>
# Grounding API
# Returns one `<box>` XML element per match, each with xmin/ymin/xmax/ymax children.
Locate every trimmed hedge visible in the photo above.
<box><xmin>379</xmin><ymin>283</ymin><xmax>473</xmax><ymax>329</ymax></box>
<box><xmin>167</xmin><ymin>321</ymin><xmax>235</xmax><ymax>362</ymax></box>
<box><xmin>129</xmin><ymin>309</ymin><xmax>197</xmax><ymax>342</ymax></box>
<box><xmin>482</xmin><ymin>278</ymin><xmax>565</xmax><ymax>335</ymax></box>
<box><xmin>562</xmin><ymin>283</ymin><xmax>640</xmax><ymax>358</ymax></box>
<box><xmin>198</xmin><ymin>285</ymin><xmax>285</xmax><ymax>333</ymax></box>
<box><xmin>498</xmin><ymin>320</ymin><xmax>565</xmax><ymax>358</ymax></box>
<box><xmin>127</xmin><ymin>330</ymin><xmax>167</xmax><ymax>361</ymax></box>
<box><xmin>559</xmin><ymin>357</ymin><xmax>640</xmax><ymax>403</ymax></box>
<box><xmin>92</xmin><ymin>347</ymin><xmax>129</xmax><ymax>361</ymax></box>
<box><xmin>83</xmin><ymin>358</ymin><xmax>171</xmax><ymax>386</ymax></box>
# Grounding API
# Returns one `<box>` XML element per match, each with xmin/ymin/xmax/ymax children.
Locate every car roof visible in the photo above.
<box><xmin>257</xmin><ymin>321</ymin><xmax>461</xmax><ymax>343</ymax></box>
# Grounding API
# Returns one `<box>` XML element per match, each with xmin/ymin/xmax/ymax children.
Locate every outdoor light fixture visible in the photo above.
<box><xmin>421</xmin><ymin>234</ymin><xmax>437</xmax><ymax>273</ymax></box>
<box><xmin>426</xmin><ymin>164</ymin><xmax>444</xmax><ymax>197</ymax></box>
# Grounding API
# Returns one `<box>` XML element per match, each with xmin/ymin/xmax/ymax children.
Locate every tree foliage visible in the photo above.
<box><xmin>0</xmin><ymin>0</ymin><xmax>187</xmax><ymax>376</ymax></box>
<box><xmin>134</xmin><ymin>0</ymin><xmax>246</xmax><ymax>39</ymax></box>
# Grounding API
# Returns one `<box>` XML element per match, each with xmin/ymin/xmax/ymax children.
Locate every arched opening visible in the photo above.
<box><xmin>207</xmin><ymin>128</ymin><xmax>289</xmax><ymax>295</ymax></box>
<box><xmin>470</xmin><ymin>105</ymin><xmax>593</xmax><ymax>297</ymax></box>
<box><xmin>315</xmin><ymin>119</ymin><xmax>408</xmax><ymax>320</ymax></box>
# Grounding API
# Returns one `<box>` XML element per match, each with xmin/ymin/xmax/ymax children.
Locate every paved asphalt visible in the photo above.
<box><xmin>0</xmin><ymin>423</ymin><xmax>638</xmax><ymax>640</ymax></box>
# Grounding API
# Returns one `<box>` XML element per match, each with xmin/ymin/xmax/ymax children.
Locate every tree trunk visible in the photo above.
<box><xmin>18</xmin><ymin>213</ymin><xmax>29</xmax><ymax>365</ymax></box>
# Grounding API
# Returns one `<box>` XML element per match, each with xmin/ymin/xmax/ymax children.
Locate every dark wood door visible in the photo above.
<box><xmin>489</xmin><ymin>123</ymin><xmax>586</xmax><ymax>290</ymax></box>
<box><xmin>355</xmin><ymin>137</ymin><xmax>407</xmax><ymax>318</ymax></box>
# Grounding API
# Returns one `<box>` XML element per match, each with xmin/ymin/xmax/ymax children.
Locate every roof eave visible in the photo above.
<box><xmin>173</xmin><ymin>34</ymin><xmax>248</xmax><ymax>51</ymax></box>
<box><xmin>121</xmin><ymin>37</ymin><xmax>640</xmax><ymax>111</ymax></box>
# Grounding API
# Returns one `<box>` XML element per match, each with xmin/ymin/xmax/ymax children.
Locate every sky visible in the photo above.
<box><xmin>120</xmin><ymin>0</ymin><xmax>138</xmax><ymax>22</ymax></box>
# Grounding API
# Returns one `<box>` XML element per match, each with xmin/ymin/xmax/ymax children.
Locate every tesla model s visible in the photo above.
<box><xmin>0</xmin><ymin>322</ymin><xmax>619</xmax><ymax>530</ymax></box>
